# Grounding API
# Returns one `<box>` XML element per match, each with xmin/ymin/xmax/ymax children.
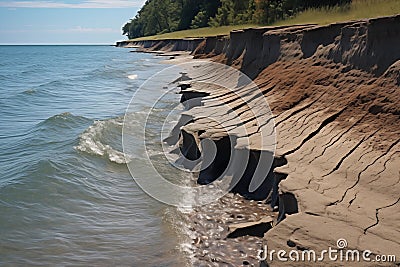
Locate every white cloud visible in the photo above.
<box><xmin>0</xmin><ymin>0</ymin><xmax>145</xmax><ymax>8</ymax></box>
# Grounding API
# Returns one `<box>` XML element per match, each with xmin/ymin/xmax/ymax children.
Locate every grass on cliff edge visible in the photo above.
<box><xmin>131</xmin><ymin>24</ymin><xmax>259</xmax><ymax>41</ymax></box>
<box><xmin>274</xmin><ymin>0</ymin><xmax>400</xmax><ymax>26</ymax></box>
<box><xmin>130</xmin><ymin>0</ymin><xmax>399</xmax><ymax>41</ymax></box>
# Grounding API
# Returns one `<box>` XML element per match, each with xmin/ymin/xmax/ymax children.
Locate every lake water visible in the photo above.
<box><xmin>0</xmin><ymin>45</ymin><xmax>188</xmax><ymax>266</ymax></box>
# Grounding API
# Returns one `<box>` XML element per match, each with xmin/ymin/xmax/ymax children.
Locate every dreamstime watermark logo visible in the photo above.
<box><xmin>122</xmin><ymin>61</ymin><xmax>276</xmax><ymax>207</ymax></box>
<box><xmin>257</xmin><ymin>238</ymin><xmax>397</xmax><ymax>263</ymax></box>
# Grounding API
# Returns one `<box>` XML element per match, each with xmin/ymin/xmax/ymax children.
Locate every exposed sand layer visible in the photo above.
<box><xmin>119</xmin><ymin>15</ymin><xmax>400</xmax><ymax>266</ymax></box>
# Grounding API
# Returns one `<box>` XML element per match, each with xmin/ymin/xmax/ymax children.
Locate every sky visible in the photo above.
<box><xmin>0</xmin><ymin>0</ymin><xmax>145</xmax><ymax>44</ymax></box>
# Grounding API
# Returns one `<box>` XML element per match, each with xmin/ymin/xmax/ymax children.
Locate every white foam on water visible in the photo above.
<box><xmin>75</xmin><ymin>118</ymin><xmax>129</xmax><ymax>164</ymax></box>
<box><xmin>127</xmin><ymin>74</ymin><xmax>138</xmax><ymax>80</ymax></box>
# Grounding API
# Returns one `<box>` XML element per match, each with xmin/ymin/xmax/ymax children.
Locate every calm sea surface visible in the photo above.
<box><xmin>0</xmin><ymin>45</ymin><xmax>188</xmax><ymax>266</ymax></box>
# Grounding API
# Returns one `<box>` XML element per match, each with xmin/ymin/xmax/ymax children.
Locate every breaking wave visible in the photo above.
<box><xmin>75</xmin><ymin>116</ymin><xmax>129</xmax><ymax>164</ymax></box>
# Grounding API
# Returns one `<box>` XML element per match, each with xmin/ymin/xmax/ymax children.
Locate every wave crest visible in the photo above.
<box><xmin>36</xmin><ymin>112</ymin><xmax>91</xmax><ymax>130</ymax></box>
<box><xmin>75</xmin><ymin>117</ymin><xmax>129</xmax><ymax>164</ymax></box>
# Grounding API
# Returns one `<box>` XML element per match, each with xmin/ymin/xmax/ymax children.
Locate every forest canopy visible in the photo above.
<box><xmin>122</xmin><ymin>0</ymin><xmax>351</xmax><ymax>39</ymax></box>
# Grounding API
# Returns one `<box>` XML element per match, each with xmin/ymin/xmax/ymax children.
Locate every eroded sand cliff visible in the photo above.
<box><xmin>118</xmin><ymin>15</ymin><xmax>400</xmax><ymax>266</ymax></box>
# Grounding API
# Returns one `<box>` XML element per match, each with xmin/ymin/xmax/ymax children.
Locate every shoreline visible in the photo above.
<box><xmin>119</xmin><ymin>15</ymin><xmax>400</xmax><ymax>266</ymax></box>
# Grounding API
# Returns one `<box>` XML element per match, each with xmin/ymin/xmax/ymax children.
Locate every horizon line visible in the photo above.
<box><xmin>0</xmin><ymin>0</ymin><xmax>145</xmax><ymax>9</ymax></box>
<box><xmin>0</xmin><ymin>43</ymin><xmax>116</xmax><ymax>45</ymax></box>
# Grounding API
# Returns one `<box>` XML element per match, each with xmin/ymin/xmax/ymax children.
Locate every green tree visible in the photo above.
<box><xmin>209</xmin><ymin>0</ymin><xmax>234</xmax><ymax>26</ymax></box>
<box><xmin>191</xmin><ymin>11</ymin><xmax>208</xmax><ymax>29</ymax></box>
<box><xmin>122</xmin><ymin>0</ymin><xmax>352</xmax><ymax>38</ymax></box>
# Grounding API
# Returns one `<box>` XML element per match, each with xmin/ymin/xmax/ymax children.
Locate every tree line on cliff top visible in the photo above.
<box><xmin>123</xmin><ymin>0</ymin><xmax>350</xmax><ymax>39</ymax></box>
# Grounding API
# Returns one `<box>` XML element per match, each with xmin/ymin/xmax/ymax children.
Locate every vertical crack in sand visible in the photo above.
<box><xmin>364</xmin><ymin>197</ymin><xmax>400</xmax><ymax>234</ymax></box>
